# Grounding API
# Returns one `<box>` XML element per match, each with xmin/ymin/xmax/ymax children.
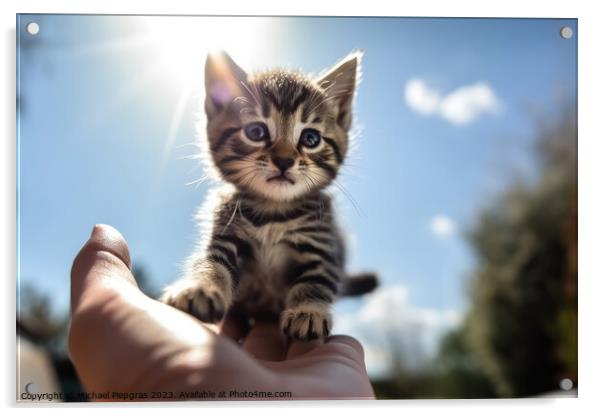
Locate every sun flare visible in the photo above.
<box><xmin>126</xmin><ymin>17</ymin><xmax>283</xmax><ymax>176</ymax></box>
<box><xmin>140</xmin><ymin>16</ymin><xmax>277</xmax><ymax>93</ymax></box>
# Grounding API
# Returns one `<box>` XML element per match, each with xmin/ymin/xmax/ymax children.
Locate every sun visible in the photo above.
<box><xmin>140</xmin><ymin>16</ymin><xmax>276</xmax><ymax>93</ymax></box>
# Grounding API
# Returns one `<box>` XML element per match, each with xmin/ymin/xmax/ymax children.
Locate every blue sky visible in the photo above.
<box><xmin>17</xmin><ymin>15</ymin><xmax>576</xmax><ymax>372</ymax></box>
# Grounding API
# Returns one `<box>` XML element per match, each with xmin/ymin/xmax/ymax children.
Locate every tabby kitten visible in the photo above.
<box><xmin>161</xmin><ymin>51</ymin><xmax>377</xmax><ymax>341</ymax></box>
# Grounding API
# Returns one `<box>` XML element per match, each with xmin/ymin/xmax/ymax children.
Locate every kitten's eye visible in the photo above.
<box><xmin>244</xmin><ymin>122</ymin><xmax>269</xmax><ymax>142</ymax></box>
<box><xmin>299</xmin><ymin>129</ymin><xmax>321</xmax><ymax>148</ymax></box>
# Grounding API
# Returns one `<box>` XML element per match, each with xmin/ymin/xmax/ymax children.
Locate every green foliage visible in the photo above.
<box><xmin>372</xmin><ymin>372</ymin><xmax>437</xmax><ymax>399</ymax></box>
<box><xmin>18</xmin><ymin>284</ymin><xmax>69</xmax><ymax>353</ymax></box>
<box><xmin>430</xmin><ymin>327</ymin><xmax>497</xmax><ymax>398</ymax></box>
<box><xmin>372</xmin><ymin>326</ymin><xmax>497</xmax><ymax>399</ymax></box>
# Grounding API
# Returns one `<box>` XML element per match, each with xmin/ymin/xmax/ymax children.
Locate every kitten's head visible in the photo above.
<box><xmin>203</xmin><ymin>51</ymin><xmax>360</xmax><ymax>202</ymax></box>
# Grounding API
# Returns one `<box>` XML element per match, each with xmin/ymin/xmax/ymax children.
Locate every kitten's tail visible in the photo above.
<box><xmin>340</xmin><ymin>272</ymin><xmax>379</xmax><ymax>297</ymax></box>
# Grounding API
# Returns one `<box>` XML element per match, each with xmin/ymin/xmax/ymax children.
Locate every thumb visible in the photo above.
<box><xmin>70</xmin><ymin>224</ymin><xmax>136</xmax><ymax>312</ymax></box>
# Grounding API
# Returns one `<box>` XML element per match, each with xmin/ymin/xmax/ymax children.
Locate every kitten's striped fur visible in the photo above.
<box><xmin>161</xmin><ymin>51</ymin><xmax>377</xmax><ymax>341</ymax></box>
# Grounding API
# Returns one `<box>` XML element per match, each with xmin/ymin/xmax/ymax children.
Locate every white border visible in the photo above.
<box><xmin>3</xmin><ymin>1</ymin><xmax>600</xmax><ymax>415</ymax></box>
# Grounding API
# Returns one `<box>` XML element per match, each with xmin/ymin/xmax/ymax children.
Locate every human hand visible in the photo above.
<box><xmin>68</xmin><ymin>224</ymin><xmax>375</xmax><ymax>401</ymax></box>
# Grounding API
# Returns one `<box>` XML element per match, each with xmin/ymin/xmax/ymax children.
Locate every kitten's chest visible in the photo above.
<box><xmin>251</xmin><ymin>222</ymin><xmax>291</xmax><ymax>276</ymax></box>
<box><xmin>234</xmin><ymin>222</ymin><xmax>292</xmax><ymax>315</ymax></box>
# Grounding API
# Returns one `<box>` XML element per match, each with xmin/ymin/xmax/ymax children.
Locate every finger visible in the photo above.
<box><xmin>70</xmin><ymin>224</ymin><xmax>136</xmax><ymax>311</ymax></box>
<box><xmin>326</xmin><ymin>335</ymin><xmax>365</xmax><ymax>361</ymax></box>
<box><xmin>243</xmin><ymin>321</ymin><xmax>287</xmax><ymax>361</ymax></box>
<box><xmin>219</xmin><ymin>308</ymin><xmax>252</xmax><ymax>343</ymax></box>
<box><xmin>285</xmin><ymin>338</ymin><xmax>323</xmax><ymax>360</ymax></box>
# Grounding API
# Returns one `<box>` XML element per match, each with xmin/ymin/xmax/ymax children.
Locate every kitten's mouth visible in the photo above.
<box><xmin>267</xmin><ymin>173</ymin><xmax>295</xmax><ymax>185</ymax></box>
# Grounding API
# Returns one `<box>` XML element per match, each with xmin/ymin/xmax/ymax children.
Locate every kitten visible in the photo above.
<box><xmin>161</xmin><ymin>51</ymin><xmax>377</xmax><ymax>341</ymax></box>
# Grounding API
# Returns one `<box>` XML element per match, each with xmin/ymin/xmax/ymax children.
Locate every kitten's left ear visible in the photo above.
<box><xmin>316</xmin><ymin>50</ymin><xmax>362</xmax><ymax>131</ymax></box>
<box><xmin>205</xmin><ymin>51</ymin><xmax>248</xmax><ymax>117</ymax></box>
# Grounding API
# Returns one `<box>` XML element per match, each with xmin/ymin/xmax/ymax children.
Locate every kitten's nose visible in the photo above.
<box><xmin>271</xmin><ymin>156</ymin><xmax>295</xmax><ymax>172</ymax></box>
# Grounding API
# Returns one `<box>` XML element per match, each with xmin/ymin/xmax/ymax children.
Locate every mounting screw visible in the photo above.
<box><xmin>560</xmin><ymin>26</ymin><xmax>573</xmax><ymax>39</ymax></box>
<box><xmin>26</xmin><ymin>22</ymin><xmax>40</xmax><ymax>36</ymax></box>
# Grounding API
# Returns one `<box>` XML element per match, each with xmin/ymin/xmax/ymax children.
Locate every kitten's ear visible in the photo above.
<box><xmin>205</xmin><ymin>51</ymin><xmax>248</xmax><ymax>116</ymax></box>
<box><xmin>316</xmin><ymin>50</ymin><xmax>362</xmax><ymax>131</ymax></box>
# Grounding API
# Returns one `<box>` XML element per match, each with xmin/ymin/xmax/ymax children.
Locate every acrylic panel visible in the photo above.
<box><xmin>16</xmin><ymin>15</ymin><xmax>577</xmax><ymax>402</ymax></box>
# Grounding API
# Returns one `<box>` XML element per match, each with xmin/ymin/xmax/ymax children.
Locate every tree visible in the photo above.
<box><xmin>430</xmin><ymin>325</ymin><xmax>497</xmax><ymax>398</ymax></box>
<box><xmin>463</xmin><ymin>109</ymin><xmax>577</xmax><ymax>397</ymax></box>
<box><xmin>18</xmin><ymin>284</ymin><xmax>69</xmax><ymax>353</ymax></box>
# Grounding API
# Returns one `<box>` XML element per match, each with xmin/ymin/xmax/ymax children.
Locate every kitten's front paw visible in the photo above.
<box><xmin>281</xmin><ymin>306</ymin><xmax>332</xmax><ymax>341</ymax></box>
<box><xmin>161</xmin><ymin>280</ymin><xmax>227</xmax><ymax>324</ymax></box>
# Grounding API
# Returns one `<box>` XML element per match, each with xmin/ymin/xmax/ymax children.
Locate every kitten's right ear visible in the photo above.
<box><xmin>316</xmin><ymin>50</ymin><xmax>362</xmax><ymax>131</ymax></box>
<box><xmin>204</xmin><ymin>51</ymin><xmax>248</xmax><ymax>116</ymax></box>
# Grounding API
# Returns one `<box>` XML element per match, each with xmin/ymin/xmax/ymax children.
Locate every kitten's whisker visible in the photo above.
<box><xmin>178</xmin><ymin>154</ymin><xmax>204</xmax><ymax>161</ymax></box>
<box><xmin>233</xmin><ymin>96</ymin><xmax>252</xmax><ymax>105</ymax></box>
<box><xmin>309</xmin><ymin>167</ymin><xmax>363</xmax><ymax>217</ymax></box>
<box><xmin>305</xmin><ymin>91</ymin><xmax>350</xmax><ymax>115</ymax></box>
<box><xmin>222</xmin><ymin>198</ymin><xmax>240</xmax><ymax>233</ymax></box>
<box><xmin>331</xmin><ymin>180</ymin><xmax>363</xmax><ymax>217</ymax></box>
<box><xmin>185</xmin><ymin>173</ymin><xmax>211</xmax><ymax>188</ymax></box>
<box><xmin>175</xmin><ymin>142</ymin><xmax>202</xmax><ymax>150</ymax></box>
<box><xmin>309</xmin><ymin>92</ymin><xmax>349</xmax><ymax>110</ymax></box>
<box><xmin>239</xmin><ymin>81</ymin><xmax>261</xmax><ymax>106</ymax></box>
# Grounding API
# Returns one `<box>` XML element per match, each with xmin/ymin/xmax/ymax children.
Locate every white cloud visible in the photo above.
<box><xmin>404</xmin><ymin>79</ymin><xmax>441</xmax><ymax>115</ymax></box>
<box><xmin>404</xmin><ymin>78</ymin><xmax>502</xmax><ymax>125</ymax></box>
<box><xmin>439</xmin><ymin>83</ymin><xmax>501</xmax><ymax>125</ymax></box>
<box><xmin>334</xmin><ymin>284</ymin><xmax>462</xmax><ymax>378</ymax></box>
<box><xmin>430</xmin><ymin>215</ymin><xmax>457</xmax><ymax>238</ymax></box>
